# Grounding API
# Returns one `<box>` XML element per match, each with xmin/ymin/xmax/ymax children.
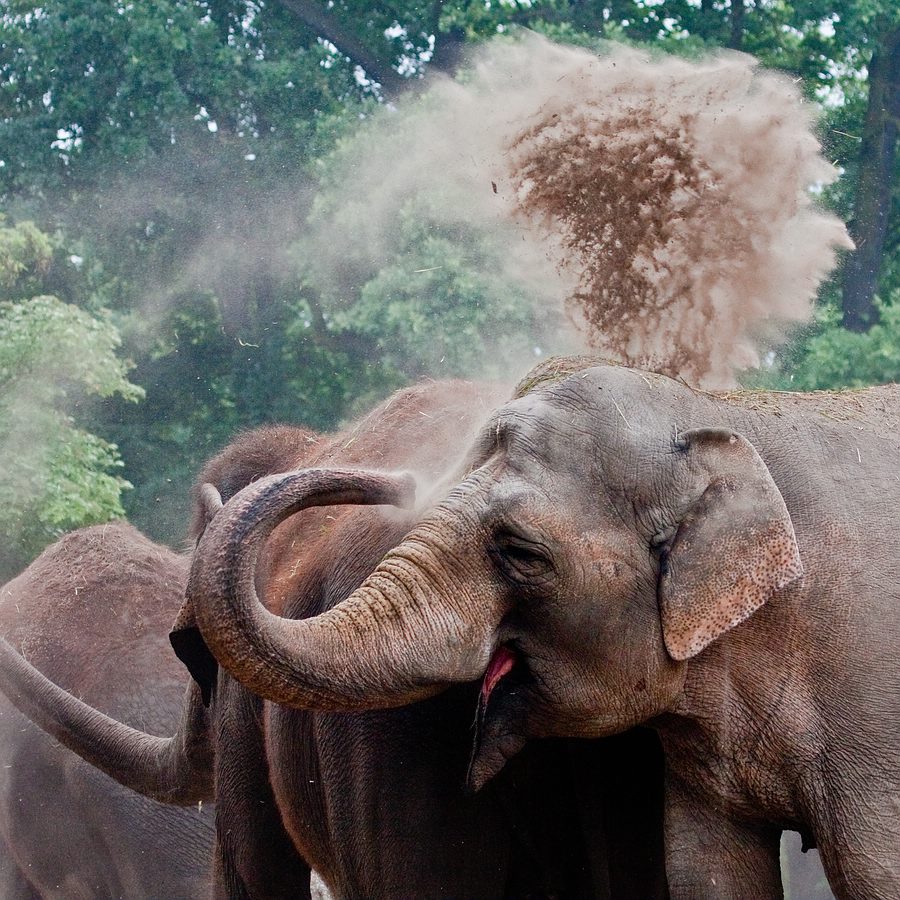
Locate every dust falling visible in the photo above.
<box><xmin>307</xmin><ymin>34</ymin><xmax>851</xmax><ymax>387</ymax></box>
<box><xmin>504</xmin><ymin>38</ymin><xmax>852</xmax><ymax>385</ymax></box>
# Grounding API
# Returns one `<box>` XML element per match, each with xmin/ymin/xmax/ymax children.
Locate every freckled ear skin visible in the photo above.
<box><xmin>660</xmin><ymin>428</ymin><xmax>804</xmax><ymax>661</ymax></box>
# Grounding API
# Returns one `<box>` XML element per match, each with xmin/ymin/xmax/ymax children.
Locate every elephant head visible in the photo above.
<box><xmin>185</xmin><ymin>361</ymin><xmax>802</xmax><ymax>787</ymax></box>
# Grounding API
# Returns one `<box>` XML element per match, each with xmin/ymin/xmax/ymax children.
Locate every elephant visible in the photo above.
<box><xmin>0</xmin><ymin>522</ymin><xmax>215</xmax><ymax>899</ymax></box>
<box><xmin>0</xmin><ymin>379</ymin><xmax>670</xmax><ymax>899</ymax></box>
<box><xmin>180</xmin><ymin>357</ymin><xmax>899</xmax><ymax>900</ymax></box>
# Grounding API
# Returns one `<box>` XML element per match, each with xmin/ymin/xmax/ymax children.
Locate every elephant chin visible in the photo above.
<box><xmin>467</xmin><ymin>727</ymin><xmax>528</xmax><ymax>792</ymax></box>
<box><xmin>466</xmin><ymin>657</ymin><xmax>531</xmax><ymax>792</ymax></box>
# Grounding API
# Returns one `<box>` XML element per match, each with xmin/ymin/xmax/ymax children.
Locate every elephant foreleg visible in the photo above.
<box><xmin>813</xmin><ymin>784</ymin><xmax>900</xmax><ymax>900</ymax></box>
<box><xmin>213</xmin><ymin>676</ymin><xmax>313</xmax><ymax>900</ymax></box>
<box><xmin>664</xmin><ymin>778</ymin><xmax>783</xmax><ymax>900</ymax></box>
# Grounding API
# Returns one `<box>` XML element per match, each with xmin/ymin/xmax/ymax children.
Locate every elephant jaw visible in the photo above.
<box><xmin>467</xmin><ymin>644</ymin><xmax>528</xmax><ymax>792</ymax></box>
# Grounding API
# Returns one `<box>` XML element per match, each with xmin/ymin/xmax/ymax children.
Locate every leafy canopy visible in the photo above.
<box><xmin>0</xmin><ymin>219</ymin><xmax>142</xmax><ymax>578</ymax></box>
<box><xmin>0</xmin><ymin>0</ymin><xmax>896</xmax><ymax>560</ymax></box>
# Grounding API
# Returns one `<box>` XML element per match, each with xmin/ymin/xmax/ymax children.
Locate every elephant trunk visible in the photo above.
<box><xmin>0</xmin><ymin>636</ymin><xmax>213</xmax><ymax>804</ymax></box>
<box><xmin>189</xmin><ymin>468</ymin><xmax>502</xmax><ymax>711</ymax></box>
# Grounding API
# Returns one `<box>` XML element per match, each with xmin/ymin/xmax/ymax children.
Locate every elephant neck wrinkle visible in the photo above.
<box><xmin>656</xmin><ymin>624</ymin><xmax>822</xmax><ymax>825</ymax></box>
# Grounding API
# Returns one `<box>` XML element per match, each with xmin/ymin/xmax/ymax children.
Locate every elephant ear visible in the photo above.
<box><xmin>659</xmin><ymin>428</ymin><xmax>803</xmax><ymax>661</ymax></box>
<box><xmin>170</xmin><ymin>600</ymin><xmax>217</xmax><ymax>705</ymax></box>
<box><xmin>169</xmin><ymin>482</ymin><xmax>223</xmax><ymax>705</ymax></box>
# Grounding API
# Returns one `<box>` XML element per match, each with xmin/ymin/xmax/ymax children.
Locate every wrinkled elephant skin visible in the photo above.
<box><xmin>192</xmin><ymin>360</ymin><xmax>900</xmax><ymax>900</ymax></box>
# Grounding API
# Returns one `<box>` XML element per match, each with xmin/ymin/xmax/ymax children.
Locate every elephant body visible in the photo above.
<box><xmin>185</xmin><ymin>380</ymin><xmax>668</xmax><ymax>898</ymax></box>
<box><xmin>645</xmin><ymin>382</ymin><xmax>900</xmax><ymax>899</ymax></box>
<box><xmin>0</xmin><ymin>388</ymin><xmax>668</xmax><ymax>899</ymax></box>
<box><xmin>0</xmin><ymin>523</ymin><xmax>214</xmax><ymax>899</ymax></box>
<box><xmin>185</xmin><ymin>359</ymin><xmax>900</xmax><ymax>900</ymax></box>
<box><xmin>260</xmin><ymin>519</ymin><xmax>666</xmax><ymax>899</ymax></box>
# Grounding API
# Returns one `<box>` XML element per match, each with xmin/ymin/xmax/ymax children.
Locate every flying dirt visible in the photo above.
<box><xmin>306</xmin><ymin>34</ymin><xmax>851</xmax><ymax>387</ymax></box>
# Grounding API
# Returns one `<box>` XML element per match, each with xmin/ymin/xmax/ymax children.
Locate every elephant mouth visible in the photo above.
<box><xmin>467</xmin><ymin>643</ymin><xmax>530</xmax><ymax>792</ymax></box>
<box><xmin>481</xmin><ymin>644</ymin><xmax>517</xmax><ymax>704</ymax></box>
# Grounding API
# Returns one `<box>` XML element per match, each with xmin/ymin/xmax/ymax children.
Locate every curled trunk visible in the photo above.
<box><xmin>188</xmin><ymin>467</ymin><xmax>503</xmax><ymax>711</ymax></box>
<box><xmin>0</xmin><ymin>636</ymin><xmax>212</xmax><ymax>804</ymax></box>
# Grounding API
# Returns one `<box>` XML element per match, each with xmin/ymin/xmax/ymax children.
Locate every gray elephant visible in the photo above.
<box><xmin>0</xmin><ymin>380</ymin><xmax>669</xmax><ymax>899</ymax></box>
<box><xmin>185</xmin><ymin>357</ymin><xmax>899</xmax><ymax>900</ymax></box>
<box><xmin>0</xmin><ymin>523</ymin><xmax>214</xmax><ymax>899</ymax></box>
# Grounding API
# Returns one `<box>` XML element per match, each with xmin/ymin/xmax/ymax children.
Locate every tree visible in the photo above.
<box><xmin>841</xmin><ymin>19</ymin><xmax>900</xmax><ymax>330</ymax></box>
<box><xmin>0</xmin><ymin>219</ymin><xmax>142</xmax><ymax>579</ymax></box>
<box><xmin>0</xmin><ymin>0</ymin><xmax>896</xmax><ymax>548</ymax></box>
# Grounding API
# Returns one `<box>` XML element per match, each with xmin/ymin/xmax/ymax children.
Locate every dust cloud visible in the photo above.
<box><xmin>77</xmin><ymin>156</ymin><xmax>314</xmax><ymax>343</ymax></box>
<box><xmin>305</xmin><ymin>33</ymin><xmax>851</xmax><ymax>388</ymax></box>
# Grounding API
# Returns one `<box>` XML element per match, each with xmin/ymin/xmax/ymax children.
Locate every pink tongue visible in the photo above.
<box><xmin>481</xmin><ymin>646</ymin><xmax>516</xmax><ymax>704</ymax></box>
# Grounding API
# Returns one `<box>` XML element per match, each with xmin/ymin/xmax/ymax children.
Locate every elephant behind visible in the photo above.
<box><xmin>0</xmin><ymin>523</ymin><xmax>215</xmax><ymax>899</ymax></box>
<box><xmin>176</xmin><ymin>378</ymin><xmax>669</xmax><ymax>898</ymax></box>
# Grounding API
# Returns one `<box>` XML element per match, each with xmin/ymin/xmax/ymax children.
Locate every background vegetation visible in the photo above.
<box><xmin>0</xmin><ymin>0</ymin><xmax>897</xmax><ymax>582</ymax></box>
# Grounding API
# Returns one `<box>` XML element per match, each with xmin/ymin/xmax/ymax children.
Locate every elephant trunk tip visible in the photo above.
<box><xmin>395</xmin><ymin>471</ymin><xmax>418</xmax><ymax>509</ymax></box>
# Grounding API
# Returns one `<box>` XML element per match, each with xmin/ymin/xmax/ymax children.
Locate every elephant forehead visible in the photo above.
<box><xmin>476</xmin><ymin>398</ymin><xmax>682</xmax><ymax>547</ymax></box>
<box><xmin>482</xmin><ymin>455</ymin><xmax>640</xmax><ymax>545</ymax></box>
<box><xmin>489</xmin><ymin>394</ymin><xmax>599</xmax><ymax>460</ymax></box>
<box><xmin>501</xmin><ymin>391</ymin><xmax>663</xmax><ymax>482</ymax></box>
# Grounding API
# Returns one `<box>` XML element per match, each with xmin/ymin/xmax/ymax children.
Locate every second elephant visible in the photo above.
<box><xmin>0</xmin><ymin>377</ymin><xmax>669</xmax><ymax>899</ymax></box>
<box><xmin>0</xmin><ymin>523</ymin><xmax>215</xmax><ymax>899</ymax></box>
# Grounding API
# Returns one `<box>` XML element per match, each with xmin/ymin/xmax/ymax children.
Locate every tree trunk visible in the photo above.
<box><xmin>728</xmin><ymin>0</ymin><xmax>745</xmax><ymax>50</ymax></box>
<box><xmin>842</xmin><ymin>25</ymin><xmax>900</xmax><ymax>332</ymax></box>
<box><xmin>428</xmin><ymin>0</ymin><xmax>466</xmax><ymax>74</ymax></box>
<box><xmin>696</xmin><ymin>0</ymin><xmax>718</xmax><ymax>42</ymax></box>
<box><xmin>273</xmin><ymin>0</ymin><xmax>408</xmax><ymax>96</ymax></box>
<box><xmin>272</xmin><ymin>0</ymin><xmax>468</xmax><ymax>96</ymax></box>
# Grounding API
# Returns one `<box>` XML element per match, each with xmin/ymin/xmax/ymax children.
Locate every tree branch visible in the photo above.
<box><xmin>728</xmin><ymin>0</ymin><xmax>745</xmax><ymax>50</ymax></box>
<box><xmin>273</xmin><ymin>0</ymin><xmax>409</xmax><ymax>96</ymax></box>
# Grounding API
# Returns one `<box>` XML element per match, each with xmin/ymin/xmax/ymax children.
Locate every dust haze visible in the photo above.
<box><xmin>305</xmin><ymin>34</ymin><xmax>850</xmax><ymax>388</ymax></box>
<box><xmin>2</xmin><ymin>34</ymin><xmax>854</xmax><ymax>556</ymax></box>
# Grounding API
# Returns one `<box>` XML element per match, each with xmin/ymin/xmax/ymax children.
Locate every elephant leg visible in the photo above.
<box><xmin>664</xmin><ymin>776</ymin><xmax>782</xmax><ymax>900</ymax></box>
<box><xmin>213</xmin><ymin>836</ymin><xmax>252</xmax><ymax>900</ymax></box>
<box><xmin>0</xmin><ymin>871</ymin><xmax>40</xmax><ymax>900</ymax></box>
<box><xmin>813</xmin><ymin>790</ymin><xmax>900</xmax><ymax>900</ymax></box>
<box><xmin>213</xmin><ymin>676</ymin><xmax>312</xmax><ymax>900</ymax></box>
<box><xmin>586</xmin><ymin>729</ymin><xmax>667</xmax><ymax>899</ymax></box>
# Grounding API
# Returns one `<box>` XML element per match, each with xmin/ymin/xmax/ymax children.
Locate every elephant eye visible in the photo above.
<box><xmin>492</xmin><ymin>528</ymin><xmax>554</xmax><ymax>583</ymax></box>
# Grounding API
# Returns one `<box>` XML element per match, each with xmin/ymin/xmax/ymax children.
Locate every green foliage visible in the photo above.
<box><xmin>0</xmin><ymin>287</ymin><xmax>142</xmax><ymax>579</ymax></box>
<box><xmin>94</xmin><ymin>285</ymin><xmax>397</xmax><ymax>538</ymax></box>
<box><xmin>0</xmin><ymin>0</ymin><xmax>896</xmax><ymax>553</ymax></box>
<box><xmin>0</xmin><ymin>0</ymin><xmax>365</xmax><ymax>195</ymax></box>
<box><xmin>0</xmin><ymin>407</ymin><xmax>129</xmax><ymax>576</ymax></box>
<box><xmin>329</xmin><ymin>207</ymin><xmax>553</xmax><ymax>384</ymax></box>
<box><xmin>0</xmin><ymin>217</ymin><xmax>53</xmax><ymax>294</ymax></box>
<box><xmin>0</xmin><ymin>293</ymin><xmax>142</xmax><ymax>403</ymax></box>
<box><xmin>750</xmin><ymin>291</ymin><xmax>900</xmax><ymax>391</ymax></box>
